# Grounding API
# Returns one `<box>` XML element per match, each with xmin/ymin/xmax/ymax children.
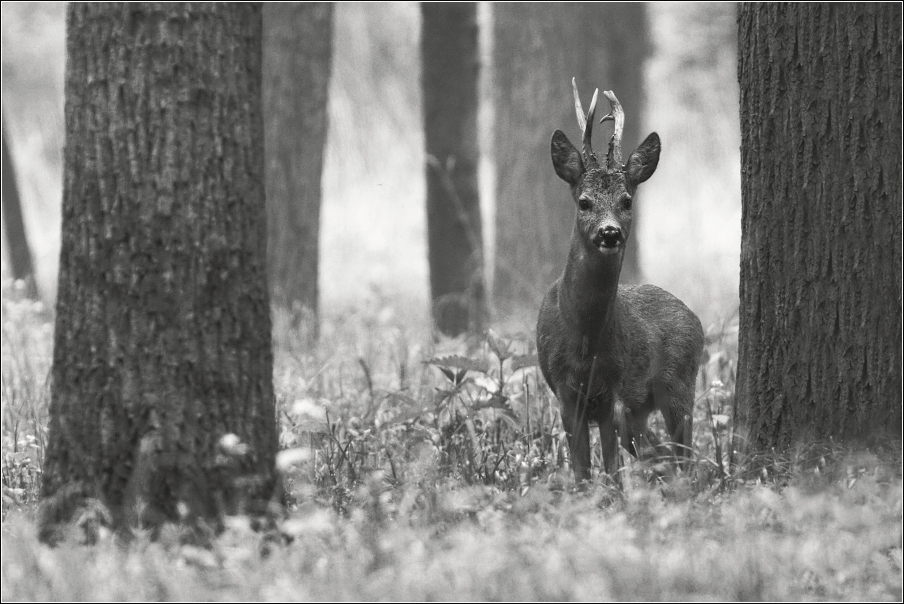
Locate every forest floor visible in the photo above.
<box><xmin>1</xmin><ymin>283</ymin><xmax>902</xmax><ymax>601</ymax></box>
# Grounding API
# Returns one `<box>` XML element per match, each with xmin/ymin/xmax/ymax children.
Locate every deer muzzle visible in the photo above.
<box><xmin>593</xmin><ymin>225</ymin><xmax>624</xmax><ymax>250</ymax></box>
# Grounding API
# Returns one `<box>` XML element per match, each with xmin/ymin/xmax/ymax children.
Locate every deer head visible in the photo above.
<box><xmin>551</xmin><ymin>79</ymin><xmax>661</xmax><ymax>256</ymax></box>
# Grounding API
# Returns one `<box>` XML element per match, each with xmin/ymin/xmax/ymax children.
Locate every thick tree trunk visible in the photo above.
<box><xmin>263</xmin><ymin>3</ymin><xmax>332</xmax><ymax>329</ymax></box>
<box><xmin>422</xmin><ymin>3</ymin><xmax>487</xmax><ymax>336</ymax></box>
<box><xmin>41</xmin><ymin>4</ymin><xmax>276</xmax><ymax>538</ymax></box>
<box><xmin>492</xmin><ymin>4</ymin><xmax>649</xmax><ymax>311</ymax></box>
<box><xmin>736</xmin><ymin>4</ymin><xmax>902</xmax><ymax>448</ymax></box>
<box><xmin>2</xmin><ymin>115</ymin><xmax>38</xmax><ymax>299</ymax></box>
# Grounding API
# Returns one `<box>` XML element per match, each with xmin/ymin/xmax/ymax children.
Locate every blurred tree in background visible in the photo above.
<box><xmin>422</xmin><ymin>2</ymin><xmax>487</xmax><ymax>336</ymax></box>
<box><xmin>41</xmin><ymin>3</ymin><xmax>277</xmax><ymax>540</ymax></box>
<box><xmin>491</xmin><ymin>4</ymin><xmax>649</xmax><ymax>313</ymax></box>
<box><xmin>0</xmin><ymin>2</ymin><xmax>65</xmax><ymax>298</ymax></box>
<box><xmin>317</xmin><ymin>3</ymin><xmax>428</xmax><ymax>316</ymax></box>
<box><xmin>2</xmin><ymin>114</ymin><xmax>38</xmax><ymax>298</ymax></box>
<box><xmin>1</xmin><ymin>3</ymin><xmax>745</xmax><ymax>333</ymax></box>
<box><xmin>264</xmin><ymin>3</ymin><xmax>333</xmax><ymax>335</ymax></box>
<box><xmin>641</xmin><ymin>3</ymin><xmax>740</xmax><ymax>328</ymax></box>
<box><xmin>736</xmin><ymin>3</ymin><xmax>902</xmax><ymax>448</ymax></box>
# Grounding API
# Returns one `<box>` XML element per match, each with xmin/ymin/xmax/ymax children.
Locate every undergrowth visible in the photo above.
<box><xmin>2</xmin><ymin>281</ymin><xmax>902</xmax><ymax>601</ymax></box>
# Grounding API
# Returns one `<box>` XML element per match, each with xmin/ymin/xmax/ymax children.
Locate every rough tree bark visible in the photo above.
<box><xmin>493</xmin><ymin>4</ymin><xmax>649</xmax><ymax>311</ymax></box>
<box><xmin>2</xmin><ymin>114</ymin><xmax>38</xmax><ymax>299</ymax></box>
<box><xmin>263</xmin><ymin>3</ymin><xmax>332</xmax><ymax>329</ymax></box>
<box><xmin>41</xmin><ymin>3</ymin><xmax>277</xmax><ymax>539</ymax></box>
<box><xmin>422</xmin><ymin>3</ymin><xmax>486</xmax><ymax>336</ymax></box>
<box><xmin>736</xmin><ymin>3</ymin><xmax>902</xmax><ymax>448</ymax></box>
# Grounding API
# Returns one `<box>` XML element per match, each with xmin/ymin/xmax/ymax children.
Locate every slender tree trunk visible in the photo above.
<box><xmin>422</xmin><ymin>2</ymin><xmax>487</xmax><ymax>336</ymax></box>
<box><xmin>492</xmin><ymin>4</ymin><xmax>649</xmax><ymax>312</ymax></box>
<box><xmin>2</xmin><ymin>115</ymin><xmax>38</xmax><ymax>299</ymax></box>
<box><xmin>41</xmin><ymin>3</ymin><xmax>276</xmax><ymax>540</ymax></box>
<box><xmin>263</xmin><ymin>3</ymin><xmax>332</xmax><ymax>331</ymax></box>
<box><xmin>736</xmin><ymin>3</ymin><xmax>902</xmax><ymax>448</ymax></box>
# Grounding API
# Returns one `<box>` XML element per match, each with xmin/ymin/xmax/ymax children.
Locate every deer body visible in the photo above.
<box><xmin>537</xmin><ymin>83</ymin><xmax>703</xmax><ymax>481</ymax></box>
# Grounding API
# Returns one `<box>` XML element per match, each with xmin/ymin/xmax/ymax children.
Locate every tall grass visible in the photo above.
<box><xmin>4</xmin><ymin>470</ymin><xmax>902</xmax><ymax>600</ymax></box>
<box><xmin>2</xmin><ymin>279</ymin><xmax>902</xmax><ymax>600</ymax></box>
<box><xmin>1</xmin><ymin>280</ymin><xmax>51</xmax><ymax>509</ymax></box>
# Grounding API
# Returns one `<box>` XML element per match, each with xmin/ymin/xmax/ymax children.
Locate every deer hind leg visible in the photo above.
<box><xmin>615</xmin><ymin>398</ymin><xmax>661</xmax><ymax>462</ymax></box>
<box><xmin>654</xmin><ymin>381</ymin><xmax>695</xmax><ymax>469</ymax></box>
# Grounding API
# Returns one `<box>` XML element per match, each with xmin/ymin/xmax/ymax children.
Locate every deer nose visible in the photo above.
<box><xmin>595</xmin><ymin>225</ymin><xmax>623</xmax><ymax>248</ymax></box>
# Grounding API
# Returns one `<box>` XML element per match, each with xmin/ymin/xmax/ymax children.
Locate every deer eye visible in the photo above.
<box><xmin>622</xmin><ymin>195</ymin><xmax>633</xmax><ymax>210</ymax></box>
<box><xmin>578</xmin><ymin>197</ymin><xmax>592</xmax><ymax>211</ymax></box>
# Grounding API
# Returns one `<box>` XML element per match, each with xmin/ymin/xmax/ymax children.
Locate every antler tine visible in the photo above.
<box><xmin>572</xmin><ymin>79</ymin><xmax>599</xmax><ymax>166</ymax></box>
<box><xmin>583</xmin><ymin>88</ymin><xmax>598</xmax><ymax>165</ymax></box>
<box><xmin>571</xmin><ymin>77</ymin><xmax>586</xmax><ymax>132</ymax></box>
<box><xmin>602</xmin><ymin>90</ymin><xmax>625</xmax><ymax>171</ymax></box>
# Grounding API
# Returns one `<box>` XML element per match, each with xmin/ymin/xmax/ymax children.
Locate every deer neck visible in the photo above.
<box><xmin>559</xmin><ymin>231</ymin><xmax>622</xmax><ymax>351</ymax></box>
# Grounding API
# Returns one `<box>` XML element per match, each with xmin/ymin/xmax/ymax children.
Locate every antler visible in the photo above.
<box><xmin>599</xmin><ymin>90</ymin><xmax>625</xmax><ymax>172</ymax></box>
<box><xmin>571</xmin><ymin>78</ymin><xmax>599</xmax><ymax>168</ymax></box>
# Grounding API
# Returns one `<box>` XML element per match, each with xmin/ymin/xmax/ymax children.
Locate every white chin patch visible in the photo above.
<box><xmin>596</xmin><ymin>244</ymin><xmax>622</xmax><ymax>254</ymax></box>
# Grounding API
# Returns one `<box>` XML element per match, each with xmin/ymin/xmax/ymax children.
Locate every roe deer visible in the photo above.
<box><xmin>537</xmin><ymin>80</ymin><xmax>704</xmax><ymax>482</ymax></box>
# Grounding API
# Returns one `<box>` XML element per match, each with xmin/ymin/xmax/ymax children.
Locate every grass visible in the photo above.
<box><xmin>2</xmin><ymin>281</ymin><xmax>902</xmax><ymax>601</ymax></box>
<box><xmin>4</xmin><ymin>473</ymin><xmax>901</xmax><ymax>600</ymax></box>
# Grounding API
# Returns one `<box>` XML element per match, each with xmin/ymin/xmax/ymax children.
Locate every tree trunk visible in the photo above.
<box><xmin>492</xmin><ymin>4</ymin><xmax>649</xmax><ymax>311</ymax></box>
<box><xmin>422</xmin><ymin>3</ymin><xmax>486</xmax><ymax>336</ymax></box>
<box><xmin>736</xmin><ymin>4</ymin><xmax>902</xmax><ymax>449</ymax></box>
<box><xmin>263</xmin><ymin>3</ymin><xmax>332</xmax><ymax>331</ymax></box>
<box><xmin>41</xmin><ymin>3</ymin><xmax>276</xmax><ymax>539</ymax></box>
<box><xmin>2</xmin><ymin>114</ymin><xmax>38</xmax><ymax>299</ymax></box>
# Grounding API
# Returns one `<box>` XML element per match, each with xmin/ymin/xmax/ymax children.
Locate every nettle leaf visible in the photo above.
<box><xmin>509</xmin><ymin>354</ymin><xmax>539</xmax><ymax>373</ymax></box>
<box><xmin>438</xmin><ymin>366</ymin><xmax>468</xmax><ymax>385</ymax></box>
<box><xmin>426</xmin><ymin>355</ymin><xmax>490</xmax><ymax>375</ymax></box>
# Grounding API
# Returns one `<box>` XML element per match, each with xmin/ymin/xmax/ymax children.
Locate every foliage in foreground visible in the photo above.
<box><xmin>2</xmin><ymin>283</ymin><xmax>902</xmax><ymax>601</ymax></box>
<box><xmin>3</xmin><ymin>454</ymin><xmax>901</xmax><ymax>601</ymax></box>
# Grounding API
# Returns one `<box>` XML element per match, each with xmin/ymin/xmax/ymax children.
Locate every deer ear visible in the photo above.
<box><xmin>551</xmin><ymin>130</ymin><xmax>584</xmax><ymax>186</ymax></box>
<box><xmin>625</xmin><ymin>132</ymin><xmax>660</xmax><ymax>186</ymax></box>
